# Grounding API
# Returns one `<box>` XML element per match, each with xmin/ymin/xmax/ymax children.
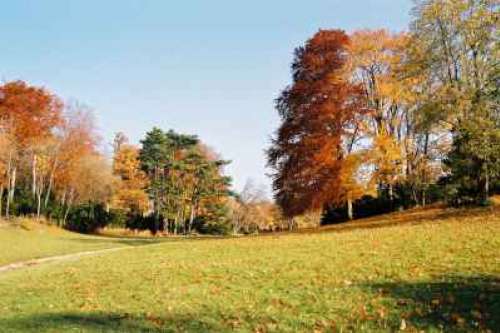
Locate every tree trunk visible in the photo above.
<box><xmin>174</xmin><ymin>209</ymin><xmax>180</xmax><ymax>235</ymax></box>
<box><xmin>0</xmin><ymin>185</ymin><xmax>3</xmax><ymax>217</ymax></box>
<box><xmin>36</xmin><ymin>191</ymin><xmax>42</xmax><ymax>219</ymax></box>
<box><xmin>6</xmin><ymin>166</ymin><xmax>16</xmax><ymax>219</ymax></box>
<box><xmin>9</xmin><ymin>167</ymin><xmax>16</xmax><ymax>202</ymax></box>
<box><xmin>32</xmin><ymin>153</ymin><xmax>37</xmax><ymax>198</ymax></box>
<box><xmin>44</xmin><ymin>156</ymin><xmax>59</xmax><ymax>208</ymax></box>
<box><xmin>484</xmin><ymin>164</ymin><xmax>490</xmax><ymax>203</ymax></box>
<box><xmin>347</xmin><ymin>192</ymin><xmax>353</xmax><ymax>221</ymax></box>
<box><xmin>5</xmin><ymin>184</ymin><xmax>10</xmax><ymax>219</ymax></box>
<box><xmin>180</xmin><ymin>203</ymin><xmax>186</xmax><ymax>235</ymax></box>
<box><xmin>63</xmin><ymin>190</ymin><xmax>74</xmax><ymax>227</ymax></box>
<box><xmin>188</xmin><ymin>203</ymin><xmax>196</xmax><ymax>234</ymax></box>
<box><xmin>388</xmin><ymin>183</ymin><xmax>394</xmax><ymax>207</ymax></box>
<box><xmin>63</xmin><ymin>205</ymin><xmax>71</xmax><ymax>226</ymax></box>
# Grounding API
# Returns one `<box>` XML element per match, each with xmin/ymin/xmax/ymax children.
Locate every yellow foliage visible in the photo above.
<box><xmin>112</xmin><ymin>145</ymin><xmax>149</xmax><ymax>214</ymax></box>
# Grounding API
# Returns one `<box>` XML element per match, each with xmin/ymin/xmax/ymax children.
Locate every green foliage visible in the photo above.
<box><xmin>107</xmin><ymin>209</ymin><xmax>128</xmax><ymax>228</ymax></box>
<box><xmin>137</xmin><ymin>127</ymin><xmax>232</xmax><ymax>235</ymax></box>
<box><xmin>444</xmin><ymin>118</ymin><xmax>500</xmax><ymax>205</ymax></box>
<box><xmin>193</xmin><ymin>201</ymin><xmax>232</xmax><ymax>235</ymax></box>
<box><xmin>65</xmin><ymin>204</ymin><xmax>114</xmax><ymax>233</ymax></box>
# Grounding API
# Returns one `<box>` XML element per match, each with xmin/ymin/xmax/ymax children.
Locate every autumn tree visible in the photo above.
<box><xmin>0</xmin><ymin>81</ymin><xmax>63</xmax><ymax>217</ymax></box>
<box><xmin>348</xmin><ymin>29</ymin><xmax>438</xmax><ymax>207</ymax></box>
<box><xmin>52</xmin><ymin>103</ymin><xmax>101</xmax><ymax>224</ymax></box>
<box><xmin>408</xmin><ymin>0</ymin><xmax>499</xmax><ymax>204</ymax></box>
<box><xmin>0</xmin><ymin>130</ymin><xmax>14</xmax><ymax>215</ymax></box>
<box><xmin>112</xmin><ymin>139</ymin><xmax>149</xmax><ymax>216</ymax></box>
<box><xmin>230</xmin><ymin>180</ymin><xmax>268</xmax><ymax>234</ymax></box>
<box><xmin>268</xmin><ymin>30</ymin><xmax>365</xmax><ymax>219</ymax></box>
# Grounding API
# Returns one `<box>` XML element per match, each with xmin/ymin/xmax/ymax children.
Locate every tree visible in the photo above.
<box><xmin>230</xmin><ymin>180</ymin><xmax>267</xmax><ymax>234</ymax></box>
<box><xmin>52</xmin><ymin>103</ymin><xmax>100</xmax><ymax>223</ymax></box>
<box><xmin>31</xmin><ymin>137</ymin><xmax>60</xmax><ymax>218</ymax></box>
<box><xmin>139</xmin><ymin>128</ymin><xmax>232</xmax><ymax>234</ymax></box>
<box><xmin>348</xmin><ymin>29</ymin><xmax>408</xmax><ymax>137</ymax></box>
<box><xmin>409</xmin><ymin>0</ymin><xmax>499</xmax><ymax>204</ymax></box>
<box><xmin>268</xmin><ymin>30</ymin><xmax>365</xmax><ymax>218</ymax></box>
<box><xmin>367</xmin><ymin>133</ymin><xmax>403</xmax><ymax>206</ymax></box>
<box><xmin>112</xmin><ymin>140</ymin><xmax>149</xmax><ymax>216</ymax></box>
<box><xmin>139</xmin><ymin>127</ymin><xmax>173</xmax><ymax>230</ymax></box>
<box><xmin>62</xmin><ymin>153</ymin><xmax>115</xmax><ymax>225</ymax></box>
<box><xmin>445</xmin><ymin>118</ymin><xmax>500</xmax><ymax>204</ymax></box>
<box><xmin>0</xmin><ymin>81</ymin><xmax>63</xmax><ymax>218</ymax></box>
<box><xmin>179</xmin><ymin>145</ymin><xmax>231</xmax><ymax>233</ymax></box>
<box><xmin>0</xmin><ymin>130</ymin><xmax>14</xmax><ymax>216</ymax></box>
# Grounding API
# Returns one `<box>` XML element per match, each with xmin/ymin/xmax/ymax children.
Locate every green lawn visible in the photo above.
<box><xmin>0</xmin><ymin>208</ymin><xmax>499</xmax><ymax>332</ymax></box>
<box><xmin>0</xmin><ymin>219</ymin><xmax>156</xmax><ymax>266</ymax></box>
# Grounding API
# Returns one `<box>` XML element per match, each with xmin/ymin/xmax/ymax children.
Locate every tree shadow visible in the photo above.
<box><xmin>68</xmin><ymin>237</ymin><xmax>162</xmax><ymax>247</ymax></box>
<box><xmin>363</xmin><ymin>275</ymin><xmax>500</xmax><ymax>332</ymax></box>
<box><xmin>0</xmin><ymin>311</ymin><xmax>219</xmax><ymax>332</ymax></box>
<box><xmin>295</xmin><ymin>203</ymin><xmax>500</xmax><ymax>236</ymax></box>
<box><xmin>67</xmin><ymin>234</ymin><xmax>232</xmax><ymax>247</ymax></box>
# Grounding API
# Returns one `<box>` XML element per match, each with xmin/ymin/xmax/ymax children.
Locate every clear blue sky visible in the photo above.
<box><xmin>0</xmin><ymin>0</ymin><xmax>412</xmax><ymax>196</ymax></box>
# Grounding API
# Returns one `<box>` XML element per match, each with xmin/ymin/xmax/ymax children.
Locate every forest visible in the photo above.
<box><xmin>0</xmin><ymin>0</ymin><xmax>498</xmax><ymax>236</ymax></box>
<box><xmin>0</xmin><ymin>85</ymin><xmax>236</xmax><ymax>234</ymax></box>
<box><xmin>268</xmin><ymin>0</ymin><xmax>499</xmax><ymax>222</ymax></box>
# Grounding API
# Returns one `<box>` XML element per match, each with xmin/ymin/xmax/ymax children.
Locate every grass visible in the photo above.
<box><xmin>0</xmin><ymin>219</ymin><xmax>157</xmax><ymax>266</ymax></box>
<box><xmin>0</xmin><ymin>205</ymin><xmax>499</xmax><ymax>332</ymax></box>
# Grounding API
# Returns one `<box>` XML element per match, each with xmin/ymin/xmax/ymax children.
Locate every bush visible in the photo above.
<box><xmin>192</xmin><ymin>216</ymin><xmax>231</xmax><ymax>235</ymax></box>
<box><xmin>107</xmin><ymin>209</ymin><xmax>128</xmax><ymax>228</ymax></box>
<box><xmin>65</xmin><ymin>203</ymin><xmax>113</xmax><ymax>233</ymax></box>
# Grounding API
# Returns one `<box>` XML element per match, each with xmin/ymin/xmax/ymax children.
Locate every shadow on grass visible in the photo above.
<box><xmin>67</xmin><ymin>235</ymin><xmax>230</xmax><ymax>247</ymax></box>
<box><xmin>295</xmin><ymin>203</ymin><xmax>500</xmax><ymax>236</ymax></box>
<box><xmin>0</xmin><ymin>312</ymin><xmax>218</xmax><ymax>332</ymax></box>
<box><xmin>363</xmin><ymin>275</ymin><xmax>500</xmax><ymax>332</ymax></box>
<box><xmin>69</xmin><ymin>237</ymin><xmax>162</xmax><ymax>247</ymax></box>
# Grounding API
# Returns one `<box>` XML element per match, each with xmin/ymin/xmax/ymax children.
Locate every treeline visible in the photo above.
<box><xmin>268</xmin><ymin>0</ymin><xmax>499</xmax><ymax>222</ymax></box>
<box><xmin>0</xmin><ymin>81</ymin><xmax>238</xmax><ymax>234</ymax></box>
<box><xmin>0</xmin><ymin>81</ymin><xmax>109</xmax><ymax>225</ymax></box>
<box><xmin>0</xmin><ymin>80</ymin><xmax>288</xmax><ymax>235</ymax></box>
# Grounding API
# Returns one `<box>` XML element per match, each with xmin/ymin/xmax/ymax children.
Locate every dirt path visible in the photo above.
<box><xmin>0</xmin><ymin>246</ymin><xmax>139</xmax><ymax>275</ymax></box>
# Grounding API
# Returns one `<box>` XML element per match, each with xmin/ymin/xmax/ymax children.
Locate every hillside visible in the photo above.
<box><xmin>0</xmin><ymin>205</ymin><xmax>499</xmax><ymax>332</ymax></box>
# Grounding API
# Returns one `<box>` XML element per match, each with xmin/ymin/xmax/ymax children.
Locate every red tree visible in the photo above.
<box><xmin>0</xmin><ymin>81</ymin><xmax>63</xmax><ymax>217</ymax></box>
<box><xmin>267</xmin><ymin>30</ymin><xmax>364</xmax><ymax>218</ymax></box>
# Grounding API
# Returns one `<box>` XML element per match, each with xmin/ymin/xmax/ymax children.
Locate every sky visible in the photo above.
<box><xmin>0</xmin><ymin>0</ymin><xmax>413</xmax><ymax>196</ymax></box>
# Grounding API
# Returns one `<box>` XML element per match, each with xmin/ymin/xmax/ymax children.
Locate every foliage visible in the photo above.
<box><xmin>137</xmin><ymin>128</ymin><xmax>232</xmax><ymax>235</ymax></box>
<box><xmin>229</xmin><ymin>180</ymin><xmax>284</xmax><ymax>234</ymax></box>
<box><xmin>444</xmin><ymin>118</ymin><xmax>500</xmax><ymax>205</ymax></box>
<box><xmin>268</xmin><ymin>30</ymin><xmax>365</xmax><ymax>218</ymax></box>
<box><xmin>269</xmin><ymin>1</ymin><xmax>499</xmax><ymax>220</ymax></box>
<box><xmin>0</xmin><ymin>81</ymin><xmax>232</xmax><ymax>234</ymax></box>
<box><xmin>112</xmin><ymin>142</ymin><xmax>149</xmax><ymax>215</ymax></box>
<box><xmin>65</xmin><ymin>204</ymin><xmax>114</xmax><ymax>233</ymax></box>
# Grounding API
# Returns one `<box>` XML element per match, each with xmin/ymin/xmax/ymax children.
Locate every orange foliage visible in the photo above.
<box><xmin>0</xmin><ymin>81</ymin><xmax>63</xmax><ymax>148</ymax></box>
<box><xmin>112</xmin><ymin>144</ymin><xmax>149</xmax><ymax>214</ymax></box>
<box><xmin>268</xmin><ymin>30</ymin><xmax>365</xmax><ymax>217</ymax></box>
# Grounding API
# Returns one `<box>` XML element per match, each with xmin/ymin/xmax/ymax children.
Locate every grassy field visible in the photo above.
<box><xmin>0</xmin><ymin>219</ymin><xmax>156</xmax><ymax>266</ymax></box>
<box><xmin>0</xmin><ymin>206</ymin><xmax>499</xmax><ymax>332</ymax></box>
